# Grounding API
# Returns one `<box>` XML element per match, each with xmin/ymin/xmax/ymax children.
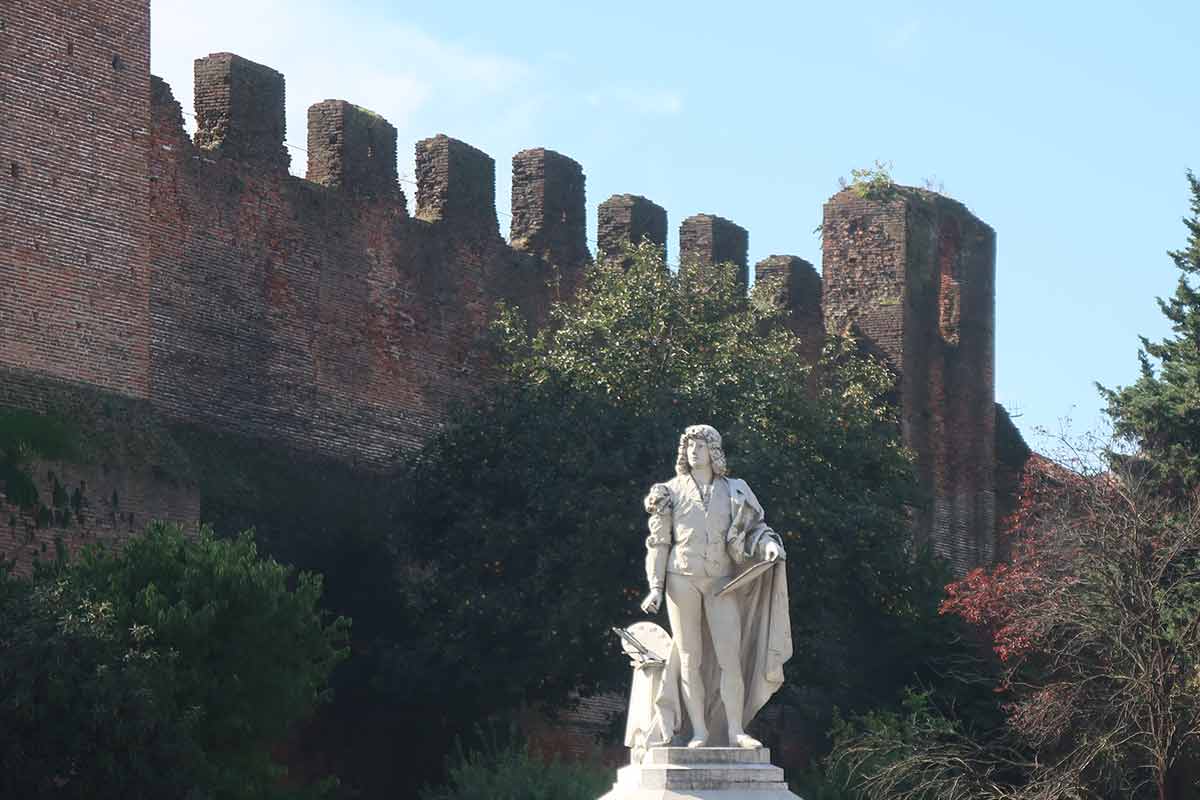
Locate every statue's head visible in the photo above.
<box><xmin>675</xmin><ymin>424</ymin><xmax>727</xmax><ymax>477</ymax></box>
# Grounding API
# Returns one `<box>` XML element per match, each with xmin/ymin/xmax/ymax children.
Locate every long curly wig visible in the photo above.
<box><xmin>674</xmin><ymin>424</ymin><xmax>728</xmax><ymax>477</ymax></box>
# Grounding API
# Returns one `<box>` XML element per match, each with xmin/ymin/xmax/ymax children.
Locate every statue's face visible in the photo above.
<box><xmin>686</xmin><ymin>437</ymin><xmax>711</xmax><ymax>470</ymax></box>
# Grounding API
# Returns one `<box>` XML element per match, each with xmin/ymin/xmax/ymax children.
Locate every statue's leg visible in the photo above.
<box><xmin>665</xmin><ymin>573</ymin><xmax>708</xmax><ymax>746</ymax></box>
<box><xmin>707</xmin><ymin>592</ymin><xmax>760</xmax><ymax>748</ymax></box>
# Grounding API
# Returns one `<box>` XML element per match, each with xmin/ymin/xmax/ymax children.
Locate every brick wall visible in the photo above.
<box><xmin>307</xmin><ymin>100</ymin><xmax>401</xmax><ymax>201</ymax></box>
<box><xmin>0</xmin><ymin>457</ymin><xmax>200</xmax><ymax>575</ymax></box>
<box><xmin>510</xmin><ymin>148</ymin><xmax>589</xmax><ymax>271</ymax></box>
<box><xmin>0</xmin><ymin>366</ymin><xmax>200</xmax><ymax>575</ymax></box>
<box><xmin>146</xmin><ymin>64</ymin><xmax>564</xmax><ymax>468</ymax></box>
<box><xmin>3</xmin><ymin>0</ymin><xmax>1002</xmax><ymax>575</ymax></box>
<box><xmin>0</xmin><ymin>0</ymin><xmax>152</xmax><ymax>397</ymax></box>
<box><xmin>597</xmin><ymin>194</ymin><xmax>668</xmax><ymax>266</ymax></box>
<box><xmin>679</xmin><ymin>213</ymin><xmax>749</xmax><ymax>291</ymax></box>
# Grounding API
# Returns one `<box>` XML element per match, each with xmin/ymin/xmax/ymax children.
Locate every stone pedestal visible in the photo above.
<box><xmin>599</xmin><ymin>747</ymin><xmax>803</xmax><ymax>800</ymax></box>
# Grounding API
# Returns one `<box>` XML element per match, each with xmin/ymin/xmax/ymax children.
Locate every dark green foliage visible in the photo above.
<box><xmin>420</xmin><ymin>729</ymin><xmax>610</xmax><ymax>800</ymax></box>
<box><xmin>0</xmin><ymin>560</ymin><xmax>202</xmax><ymax>799</ymax></box>
<box><xmin>0</xmin><ymin>523</ymin><xmax>348</xmax><ymax>800</ymax></box>
<box><xmin>1099</xmin><ymin>170</ymin><xmax>1200</xmax><ymax>492</ymax></box>
<box><xmin>0</xmin><ymin>408</ymin><xmax>75</xmax><ymax>518</ymax></box>
<box><xmin>389</xmin><ymin>244</ymin><xmax>952</xmax><ymax>768</ymax></box>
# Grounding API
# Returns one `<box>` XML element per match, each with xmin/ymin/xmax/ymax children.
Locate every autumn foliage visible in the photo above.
<box><xmin>940</xmin><ymin>453</ymin><xmax>1091</xmax><ymax>664</ymax></box>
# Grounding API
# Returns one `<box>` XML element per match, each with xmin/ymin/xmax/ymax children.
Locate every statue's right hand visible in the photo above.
<box><xmin>641</xmin><ymin>588</ymin><xmax>663</xmax><ymax>614</ymax></box>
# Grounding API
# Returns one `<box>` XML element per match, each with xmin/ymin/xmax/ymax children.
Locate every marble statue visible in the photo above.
<box><xmin>629</xmin><ymin>424</ymin><xmax>793</xmax><ymax>755</ymax></box>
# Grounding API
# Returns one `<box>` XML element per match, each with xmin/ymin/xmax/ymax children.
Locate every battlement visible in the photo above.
<box><xmin>598</xmin><ymin>194</ymin><xmax>669</xmax><ymax>262</ymax></box>
<box><xmin>307</xmin><ymin>100</ymin><xmax>401</xmax><ymax>201</ymax></box>
<box><xmin>755</xmin><ymin>255</ymin><xmax>819</xmax><ymax>311</ymax></box>
<box><xmin>415</xmin><ymin>134</ymin><xmax>497</xmax><ymax>232</ymax></box>
<box><xmin>510</xmin><ymin>148</ymin><xmax>589</xmax><ymax>268</ymax></box>
<box><xmin>680</xmin><ymin>214</ymin><xmax>750</xmax><ymax>290</ymax></box>
<box><xmin>755</xmin><ymin>255</ymin><xmax>822</xmax><ymax>355</ymax></box>
<box><xmin>194</xmin><ymin>53</ymin><xmax>289</xmax><ymax>171</ymax></box>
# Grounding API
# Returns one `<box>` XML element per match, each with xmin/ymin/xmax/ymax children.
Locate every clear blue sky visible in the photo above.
<box><xmin>152</xmin><ymin>1</ymin><xmax>1200</xmax><ymax>451</ymax></box>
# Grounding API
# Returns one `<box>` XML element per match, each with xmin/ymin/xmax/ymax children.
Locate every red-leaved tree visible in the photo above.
<box><xmin>835</xmin><ymin>448</ymin><xmax>1200</xmax><ymax>800</ymax></box>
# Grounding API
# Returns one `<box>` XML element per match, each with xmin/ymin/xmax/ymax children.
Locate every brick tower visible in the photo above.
<box><xmin>822</xmin><ymin>187</ymin><xmax>996</xmax><ymax>573</ymax></box>
<box><xmin>0</xmin><ymin>0</ymin><xmax>152</xmax><ymax>397</ymax></box>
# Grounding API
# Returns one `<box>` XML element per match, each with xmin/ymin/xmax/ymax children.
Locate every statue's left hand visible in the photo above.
<box><xmin>763</xmin><ymin>541</ymin><xmax>782</xmax><ymax>562</ymax></box>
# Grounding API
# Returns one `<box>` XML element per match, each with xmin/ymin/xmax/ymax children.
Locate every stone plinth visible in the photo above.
<box><xmin>599</xmin><ymin>747</ymin><xmax>802</xmax><ymax>800</ymax></box>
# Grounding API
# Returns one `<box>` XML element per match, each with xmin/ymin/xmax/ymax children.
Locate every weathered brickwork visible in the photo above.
<box><xmin>680</xmin><ymin>213</ymin><xmax>749</xmax><ymax>290</ymax></box>
<box><xmin>0</xmin><ymin>0</ymin><xmax>152</xmax><ymax>397</ymax></box>
<box><xmin>597</xmin><ymin>194</ymin><xmax>668</xmax><ymax>262</ymax></box>
<box><xmin>2</xmin><ymin>0</ymin><xmax>1003</xmax><ymax>578</ymax></box>
<box><xmin>0</xmin><ymin>366</ymin><xmax>200</xmax><ymax>575</ymax></box>
<box><xmin>510</xmin><ymin>148</ymin><xmax>589</xmax><ymax>271</ymax></box>
<box><xmin>0</xmin><ymin>459</ymin><xmax>200</xmax><ymax>575</ymax></box>
<box><xmin>414</xmin><ymin>134</ymin><xmax>498</xmax><ymax>232</ymax></box>
<box><xmin>306</xmin><ymin>100</ymin><xmax>401</xmax><ymax>201</ymax></box>
<box><xmin>149</xmin><ymin>74</ymin><xmax>564</xmax><ymax>466</ymax></box>
<box><xmin>194</xmin><ymin>53</ymin><xmax>289</xmax><ymax>171</ymax></box>
<box><xmin>993</xmin><ymin>402</ymin><xmax>1032</xmax><ymax>562</ymax></box>
<box><xmin>823</xmin><ymin>188</ymin><xmax>997</xmax><ymax>573</ymax></box>
<box><xmin>754</xmin><ymin>255</ymin><xmax>823</xmax><ymax>362</ymax></box>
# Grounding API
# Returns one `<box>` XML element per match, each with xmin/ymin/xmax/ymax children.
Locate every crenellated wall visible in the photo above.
<box><xmin>194</xmin><ymin>52</ymin><xmax>289</xmax><ymax>171</ymax></box>
<box><xmin>1</xmin><ymin>0</ymin><xmax>1002</xmax><ymax>576</ymax></box>
<box><xmin>510</xmin><ymin>148</ymin><xmax>589</xmax><ymax>271</ymax></box>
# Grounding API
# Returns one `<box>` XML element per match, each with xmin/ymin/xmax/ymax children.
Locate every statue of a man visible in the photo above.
<box><xmin>638</xmin><ymin>424</ymin><xmax>792</xmax><ymax>749</ymax></box>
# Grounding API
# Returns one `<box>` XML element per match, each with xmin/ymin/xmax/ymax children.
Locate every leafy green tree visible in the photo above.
<box><xmin>1099</xmin><ymin>171</ymin><xmax>1200</xmax><ymax>493</ymax></box>
<box><xmin>0</xmin><ymin>562</ymin><xmax>202</xmax><ymax>799</ymax></box>
<box><xmin>385</xmin><ymin>243</ymin><xmax>950</xmax><ymax>772</ymax></box>
<box><xmin>0</xmin><ymin>522</ymin><xmax>349</xmax><ymax>799</ymax></box>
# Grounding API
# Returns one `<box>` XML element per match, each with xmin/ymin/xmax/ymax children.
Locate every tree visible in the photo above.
<box><xmin>383</xmin><ymin>243</ymin><xmax>951</xmax><ymax>777</ymax></box>
<box><xmin>835</xmin><ymin>449</ymin><xmax>1200</xmax><ymax>800</ymax></box>
<box><xmin>0</xmin><ymin>558</ymin><xmax>202</xmax><ymax>799</ymax></box>
<box><xmin>0</xmin><ymin>522</ymin><xmax>349</xmax><ymax>799</ymax></box>
<box><xmin>834</xmin><ymin>172</ymin><xmax>1200</xmax><ymax>800</ymax></box>
<box><xmin>1099</xmin><ymin>170</ymin><xmax>1200</xmax><ymax>494</ymax></box>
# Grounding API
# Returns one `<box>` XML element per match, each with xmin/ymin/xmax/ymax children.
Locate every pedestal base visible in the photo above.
<box><xmin>598</xmin><ymin>747</ymin><xmax>803</xmax><ymax>800</ymax></box>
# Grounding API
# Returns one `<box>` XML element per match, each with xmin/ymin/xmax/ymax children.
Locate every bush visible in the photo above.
<box><xmin>421</xmin><ymin>731</ymin><xmax>610</xmax><ymax>800</ymax></box>
<box><xmin>0</xmin><ymin>522</ymin><xmax>349</xmax><ymax>799</ymax></box>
